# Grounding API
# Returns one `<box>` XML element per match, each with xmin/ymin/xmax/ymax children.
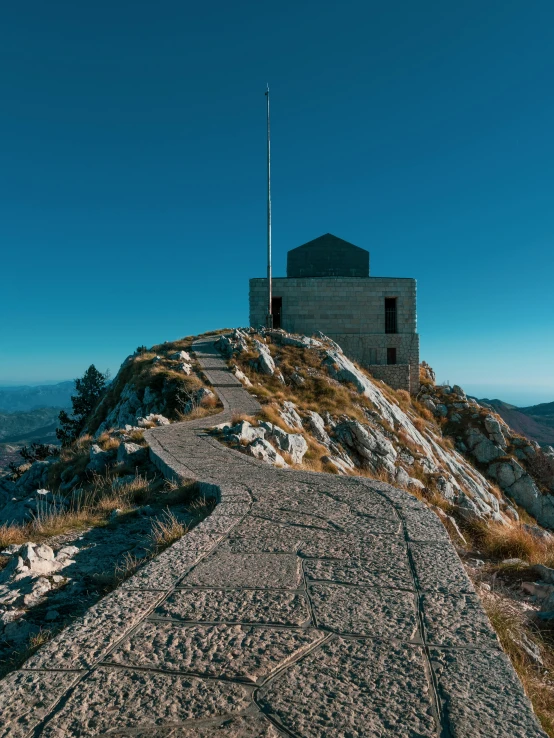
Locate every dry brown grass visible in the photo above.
<box><xmin>126</xmin><ymin>429</ymin><xmax>146</xmax><ymax>445</ymax></box>
<box><xmin>96</xmin><ymin>433</ymin><xmax>121</xmax><ymax>452</ymax></box>
<box><xmin>0</xmin><ymin>471</ymin><xmax>158</xmax><ymax>545</ymax></box>
<box><xmin>149</xmin><ymin>510</ymin><xmax>187</xmax><ymax>551</ymax></box>
<box><xmin>464</xmin><ymin>519</ymin><xmax>554</xmax><ymax>567</ymax></box>
<box><xmin>482</xmin><ymin>593</ymin><xmax>554</xmax><ymax>736</ymax></box>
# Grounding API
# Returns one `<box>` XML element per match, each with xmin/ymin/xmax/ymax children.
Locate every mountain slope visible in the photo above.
<box><xmin>480</xmin><ymin>399</ymin><xmax>554</xmax><ymax>447</ymax></box>
<box><xmin>520</xmin><ymin>401</ymin><xmax>554</xmax><ymax>431</ymax></box>
<box><xmin>0</xmin><ymin>407</ymin><xmax>62</xmax><ymax>443</ymax></box>
<box><xmin>0</xmin><ymin>381</ymin><xmax>73</xmax><ymax>413</ymax></box>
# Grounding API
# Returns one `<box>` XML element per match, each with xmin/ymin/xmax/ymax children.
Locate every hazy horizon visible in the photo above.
<box><xmin>0</xmin><ymin>374</ymin><xmax>552</xmax><ymax>410</ymax></box>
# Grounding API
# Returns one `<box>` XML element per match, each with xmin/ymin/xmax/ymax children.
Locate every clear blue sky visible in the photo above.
<box><xmin>1</xmin><ymin>1</ymin><xmax>553</xmax><ymax>406</ymax></box>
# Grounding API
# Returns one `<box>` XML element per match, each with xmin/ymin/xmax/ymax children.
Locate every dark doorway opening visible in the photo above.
<box><xmin>387</xmin><ymin>347</ymin><xmax>397</xmax><ymax>365</ymax></box>
<box><xmin>272</xmin><ymin>297</ymin><xmax>282</xmax><ymax>329</ymax></box>
<box><xmin>385</xmin><ymin>298</ymin><xmax>398</xmax><ymax>334</ymax></box>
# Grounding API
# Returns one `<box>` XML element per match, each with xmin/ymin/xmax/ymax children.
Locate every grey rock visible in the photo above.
<box><xmin>86</xmin><ymin>444</ymin><xmax>115</xmax><ymax>473</ymax></box>
<box><xmin>117</xmin><ymin>442</ymin><xmax>149</xmax><ymax>466</ymax></box>
<box><xmin>246</xmin><ymin>438</ymin><xmax>287</xmax><ymax>467</ymax></box>
<box><xmin>261</xmin><ymin>424</ymin><xmax>308</xmax><ymax>464</ymax></box>
<box><xmin>303</xmin><ymin>410</ymin><xmax>330</xmax><ymax>445</ymax></box>
<box><xmin>466</xmin><ymin>428</ymin><xmax>502</xmax><ymax>464</ymax></box>
<box><xmin>169</xmin><ymin>350</ymin><xmax>192</xmax><ymax>362</ymax></box>
<box><xmin>227</xmin><ymin>420</ymin><xmax>266</xmax><ymax>444</ymax></box>
<box><xmin>252</xmin><ymin>339</ymin><xmax>275</xmax><ymax>376</ymax></box>
<box><xmin>279</xmin><ymin>401</ymin><xmax>303</xmax><ymax>430</ymax></box>
<box><xmin>335</xmin><ymin>419</ymin><xmax>397</xmax><ymax>472</ymax></box>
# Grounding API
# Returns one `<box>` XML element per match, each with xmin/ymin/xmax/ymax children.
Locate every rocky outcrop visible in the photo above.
<box><xmin>211</xmin><ymin>330</ymin><xmax>510</xmax><ymax>527</ymax></box>
<box><xmin>419</xmin><ymin>379</ymin><xmax>554</xmax><ymax>528</ymax></box>
<box><xmin>251</xmin><ymin>339</ymin><xmax>275</xmax><ymax>376</ymax></box>
<box><xmin>335</xmin><ymin>420</ymin><xmax>397</xmax><ymax>474</ymax></box>
<box><xmin>215</xmin><ymin>418</ymin><xmax>308</xmax><ymax>466</ymax></box>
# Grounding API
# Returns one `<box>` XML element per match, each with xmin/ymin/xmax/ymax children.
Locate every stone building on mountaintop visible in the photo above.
<box><xmin>249</xmin><ymin>233</ymin><xmax>420</xmax><ymax>394</ymax></box>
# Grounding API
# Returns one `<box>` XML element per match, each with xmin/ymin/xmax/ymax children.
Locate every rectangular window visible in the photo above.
<box><xmin>387</xmin><ymin>347</ymin><xmax>397</xmax><ymax>365</ymax></box>
<box><xmin>385</xmin><ymin>298</ymin><xmax>397</xmax><ymax>334</ymax></box>
<box><xmin>271</xmin><ymin>297</ymin><xmax>282</xmax><ymax>329</ymax></box>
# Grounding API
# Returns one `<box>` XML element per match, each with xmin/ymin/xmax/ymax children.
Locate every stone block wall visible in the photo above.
<box><xmin>249</xmin><ymin>277</ymin><xmax>420</xmax><ymax>394</ymax></box>
<box><xmin>368</xmin><ymin>365</ymin><xmax>411</xmax><ymax>392</ymax></box>
<box><xmin>250</xmin><ymin>277</ymin><xmax>417</xmax><ymax>335</ymax></box>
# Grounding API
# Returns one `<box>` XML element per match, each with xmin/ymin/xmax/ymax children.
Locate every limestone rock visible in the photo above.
<box><xmin>483</xmin><ymin>415</ymin><xmax>507</xmax><ymax>449</ymax></box>
<box><xmin>335</xmin><ymin>420</ymin><xmax>397</xmax><ymax>473</ymax></box>
<box><xmin>303</xmin><ymin>411</ymin><xmax>330</xmax><ymax>446</ymax></box>
<box><xmin>227</xmin><ymin>421</ymin><xmax>266</xmax><ymax>444</ymax></box>
<box><xmin>465</xmin><ymin>428</ymin><xmax>502</xmax><ymax>464</ymax></box>
<box><xmin>252</xmin><ymin>340</ymin><xmax>275</xmax><ymax>376</ymax></box>
<box><xmin>169</xmin><ymin>350</ymin><xmax>192</xmax><ymax>362</ymax></box>
<box><xmin>246</xmin><ymin>438</ymin><xmax>287</xmax><ymax>467</ymax></box>
<box><xmin>86</xmin><ymin>445</ymin><xmax>116</xmax><ymax>473</ymax></box>
<box><xmin>266</xmin><ymin>330</ymin><xmax>322</xmax><ymax>349</ymax></box>
<box><xmin>261</xmin><ymin>424</ymin><xmax>308</xmax><ymax>464</ymax></box>
<box><xmin>279</xmin><ymin>401</ymin><xmax>303</xmax><ymax>430</ymax></box>
<box><xmin>138</xmin><ymin>413</ymin><xmax>171</xmax><ymax>427</ymax></box>
<box><xmin>117</xmin><ymin>442</ymin><xmax>148</xmax><ymax>466</ymax></box>
<box><xmin>215</xmin><ymin>329</ymin><xmax>249</xmax><ymax>356</ymax></box>
<box><xmin>233</xmin><ymin>367</ymin><xmax>253</xmax><ymax>387</ymax></box>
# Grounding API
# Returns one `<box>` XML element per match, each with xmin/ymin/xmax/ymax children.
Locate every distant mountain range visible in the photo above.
<box><xmin>0</xmin><ymin>407</ymin><xmax>63</xmax><ymax>444</ymax></box>
<box><xmin>478</xmin><ymin>398</ymin><xmax>554</xmax><ymax>447</ymax></box>
<box><xmin>0</xmin><ymin>381</ymin><xmax>73</xmax><ymax>413</ymax></box>
<box><xmin>0</xmin><ymin>382</ymin><xmax>73</xmax><ymax>469</ymax></box>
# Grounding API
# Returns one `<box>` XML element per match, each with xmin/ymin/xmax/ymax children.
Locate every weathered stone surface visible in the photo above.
<box><xmin>0</xmin><ymin>670</ymin><xmax>80</xmax><ymax>738</ymax></box>
<box><xmin>25</xmin><ymin>589</ymin><xmax>164</xmax><ymax>669</ymax></box>
<box><xmin>107</xmin><ymin>621</ymin><xmax>324</xmax><ymax>682</ymax></box>
<box><xmin>422</xmin><ymin>592</ymin><xmax>500</xmax><ymax>647</ymax></box>
<box><xmin>410</xmin><ymin>541</ymin><xmax>474</xmax><ymax>593</ymax></box>
<box><xmin>41</xmin><ymin>668</ymin><xmax>252</xmax><ymax>737</ymax></box>
<box><xmin>310</xmin><ymin>583</ymin><xmax>418</xmax><ymax>639</ymax></box>
<box><xmin>152</xmin><ymin>715</ymin><xmax>281</xmax><ymax>737</ymax></box>
<box><xmin>258</xmin><ymin>637</ymin><xmax>436</xmax><ymax>738</ymax></box>
<box><xmin>181</xmin><ymin>552</ymin><xmax>301</xmax><ymax>589</ymax></box>
<box><xmin>403</xmin><ymin>506</ymin><xmax>450</xmax><ymax>542</ymax></box>
<box><xmin>303</xmin><ymin>552</ymin><xmax>413</xmax><ymax>589</ymax></box>
<box><xmin>155</xmin><ymin>588</ymin><xmax>310</xmax><ymax>625</ymax></box>
<box><xmin>3</xmin><ymin>334</ymin><xmax>542</xmax><ymax>738</ymax></box>
<box><xmin>431</xmin><ymin>648</ymin><xmax>547</xmax><ymax>737</ymax></box>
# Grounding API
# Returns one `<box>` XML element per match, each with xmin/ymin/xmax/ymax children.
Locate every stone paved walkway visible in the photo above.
<box><xmin>1</xmin><ymin>337</ymin><xmax>547</xmax><ymax>737</ymax></box>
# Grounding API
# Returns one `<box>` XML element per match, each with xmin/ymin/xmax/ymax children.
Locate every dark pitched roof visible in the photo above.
<box><xmin>287</xmin><ymin>233</ymin><xmax>369</xmax><ymax>278</ymax></box>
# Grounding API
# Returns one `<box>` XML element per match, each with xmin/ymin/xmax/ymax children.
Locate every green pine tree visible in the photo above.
<box><xmin>56</xmin><ymin>365</ymin><xmax>108</xmax><ymax>446</ymax></box>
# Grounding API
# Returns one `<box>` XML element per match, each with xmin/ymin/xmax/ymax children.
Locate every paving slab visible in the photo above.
<box><xmin>402</xmin><ymin>506</ymin><xmax>451</xmax><ymax>542</ymax></box>
<box><xmin>430</xmin><ymin>647</ymin><xmax>547</xmax><ymax>737</ymax></box>
<box><xmin>181</xmin><ymin>552</ymin><xmax>301</xmax><ymax>589</ymax></box>
<box><xmin>422</xmin><ymin>592</ymin><xmax>500</xmax><ymax>648</ymax></box>
<box><xmin>410</xmin><ymin>541</ymin><xmax>474</xmax><ymax>593</ymax></box>
<box><xmin>41</xmin><ymin>667</ymin><xmax>252</xmax><ymax>737</ymax></box>
<box><xmin>106</xmin><ymin>621</ymin><xmax>324</xmax><ymax>682</ymax></box>
<box><xmin>303</xmin><ymin>551</ymin><xmax>413</xmax><ymax>589</ymax></box>
<box><xmin>258</xmin><ymin>637</ymin><xmax>437</xmax><ymax>738</ymax></box>
<box><xmin>0</xmin><ymin>669</ymin><xmax>81</xmax><ymax>738</ymax></box>
<box><xmin>154</xmin><ymin>588</ymin><xmax>310</xmax><ymax>625</ymax></box>
<box><xmin>309</xmin><ymin>582</ymin><xmax>419</xmax><ymax>639</ymax></box>
<box><xmin>132</xmin><ymin>715</ymin><xmax>282</xmax><ymax>737</ymax></box>
<box><xmin>24</xmin><ymin>589</ymin><xmax>165</xmax><ymax>669</ymax></box>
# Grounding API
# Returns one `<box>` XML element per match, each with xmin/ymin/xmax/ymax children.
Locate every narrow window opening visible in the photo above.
<box><xmin>387</xmin><ymin>347</ymin><xmax>397</xmax><ymax>365</ymax></box>
<box><xmin>385</xmin><ymin>297</ymin><xmax>397</xmax><ymax>334</ymax></box>
<box><xmin>272</xmin><ymin>297</ymin><xmax>282</xmax><ymax>329</ymax></box>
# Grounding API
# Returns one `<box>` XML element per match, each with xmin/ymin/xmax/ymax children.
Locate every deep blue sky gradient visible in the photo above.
<box><xmin>1</xmin><ymin>1</ymin><xmax>553</xmax><ymax>405</ymax></box>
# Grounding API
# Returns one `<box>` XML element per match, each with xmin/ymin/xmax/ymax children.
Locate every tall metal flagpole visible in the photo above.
<box><xmin>265</xmin><ymin>84</ymin><xmax>273</xmax><ymax>329</ymax></box>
